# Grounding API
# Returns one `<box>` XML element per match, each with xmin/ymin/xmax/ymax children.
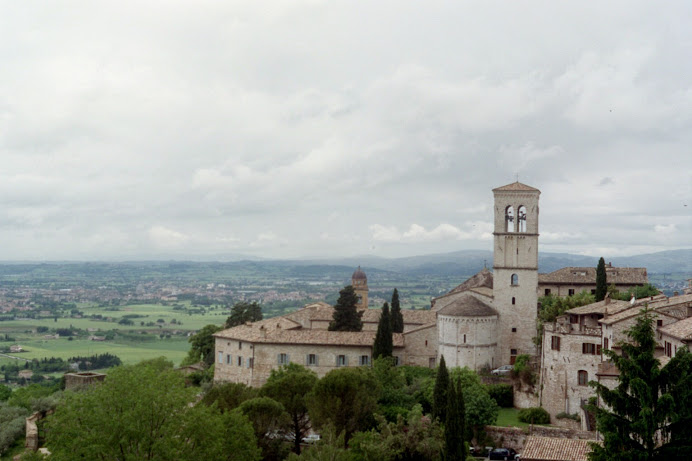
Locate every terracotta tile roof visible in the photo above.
<box><xmin>291</xmin><ymin>303</ymin><xmax>435</xmax><ymax>325</ymax></box>
<box><xmin>600</xmin><ymin>295</ymin><xmax>690</xmax><ymax>326</ymax></box>
<box><xmin>492</xmin><ymin>181</ymin><xmax>540</xmax><ymax>192</ymax></box>
<box><xmin>565</xmin><ymin>299</ymin><xmax>631</xmax><ymax>316</ymax></box>
<box><xmin>521</xmin><ymin>436</ymin><xmax>598</xmax><ymax>461</ymax></box>
<box><xmin>659</xmin><ymin>316</ymin><xmax>692</xmax><ymax>341</ymax></box>
<box><xmin>437</xmin><ymin>294</ymin><xmax>498</xmax><ymax>317</ymax></box>
<box><xmin>538</xmin><ymin>266</ymin><xmax>648</xmax><ymax>285</ymax></box>
<box><xmin>215</xmin><ymin>321</ymin><xmax>405</xmax><ymax>347</ymax></box>
<box><xmin>433</xmin><ymin>269</ymin><xmax>494</xmax><ymax>305</ymax></box>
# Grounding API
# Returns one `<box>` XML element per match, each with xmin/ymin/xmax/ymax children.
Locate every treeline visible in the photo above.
<box><xmin>1</xmin><ymin>353</ymin><xmax>122</xmax><ymax>380</ymax></box>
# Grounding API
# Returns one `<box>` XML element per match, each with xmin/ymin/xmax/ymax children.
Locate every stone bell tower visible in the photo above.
<box><xmin>492</xmin><ymin>182</ymin><xmax>540</xmax><ymax>366</ymax></box>
<box><xmin>352</xmin><ymin>266</ymin><xmax>369</xmax><ymax>310</ymax></box>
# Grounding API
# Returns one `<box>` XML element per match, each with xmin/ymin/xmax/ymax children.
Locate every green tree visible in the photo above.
<box><xmin>447</xmin><ymin>367</ymin><xmax>498</xmax><ymax>441</ymax></box>
<box><xmin>373</xmin><ymin>302</ymin><xmax>394</xmax><ymax>360</ymax></box>
<box><xmin>0</xmin><ymin>384</ymin><xmax>11</xmax><ymax>402</ymax></box>
<box><xmin>183</xmin><ymin>324</ymin><xmax>222</xmax><ymax>366</ymax></box>
<box><xmin>308</xmin><ymin>367</ymin><xmax>379</xmax><ymax>448</ymax></box>
<box><xmin>588</xmin><ymin>309</ymin><xmax>692</xmax><ymax>460</ymax></box>
<box><xmin>238</xmin><ymin>397</ymin><xmax>291</xmax><ymax>461</ymax></box>
<box><xmin>432</xmin><ymin>355</ymin><xmax>449</xmax><ymax>423</ymax></box>
<box><xmin>225</xmin><ymin>301</ymin><xmax>263</xmax><ymax>328</ymax></box>
<box><xmin>201</xmin><ymin>382</ymin><xmax>258</xmax><ymax>412</ymax></box>
<box><xmin>45</xmin><ymin>360</ymin><xmax>261</xmax><ymax>461</ymax></box>
<box><xmin>262</xmin><ymin>363</ymin><xmax>318</xmax><ymax>454</ymax></box>
<box><xmin>329</xmin><ymin>285</ymin><xmax>363</xmax><ymax>332</ymax></box>
<box><xmin>391</xmin><ymin>288</ymin><xmax>404</xmax><ymax>334</ymax></box>
<box><xmin>445</xmin><ymin>378</ymin><xmax>466</xmax><ymax>461</ymax></box>
<box><xmin>371</xmin><ymin>357</ymin><xmax>415</xmax><ymax>423</ymax></box>
<box><xmin>595</xmin><ymin>257</ymin><xmax>607</xmax><ymax>301</ymax></box>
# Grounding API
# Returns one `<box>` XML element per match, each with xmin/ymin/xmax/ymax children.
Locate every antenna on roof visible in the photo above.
<box><xmin>515</xmin><ymin>173</ymin><xmax>519</xmax><ymax>182</ymax></box>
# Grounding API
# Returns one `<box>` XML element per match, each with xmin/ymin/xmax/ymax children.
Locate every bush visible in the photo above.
<box><xmin>486</xmin><ymin>383</ymin><xmax>513</xmax><ymax>408</ymax></box>
<box><xmin>517</xmin><ymin>407</ymin><xmax>550</xmax><ymax>424</ymax></box>
<box><xmin>556</xmin><ymin>412</ymin><xmax>580</xmax><ymax>422</ymax></box>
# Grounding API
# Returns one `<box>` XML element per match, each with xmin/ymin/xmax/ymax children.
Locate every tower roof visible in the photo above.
<box><xmin>352</xmin><ymin>266</ymin><xmax>367</xmax><ymax>281</ymax></box>
<box><xmin>492</xmin><ymin>181</ymin><xmax>540</xmax><ymax>192</ymax></box>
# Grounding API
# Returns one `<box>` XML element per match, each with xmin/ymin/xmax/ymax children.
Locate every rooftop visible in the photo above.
<box><xmin>539</xmin><ymin>266</ymin><xmax>648</xmax><ymax>285</ymax></box>
<box><xmin>521</xmin><ymin>436</ymin><xmax>598</xmax><ymax>461</ymax></box>
<box><xmin>492</xmin><ymin>181</ymin><xmax>540</xmax><ymax>192</ymax></box>
<box><xmin>564</xmin><ymin>299</ymin><xmax>631</xmax><ymax>316</ymax></box>
<box><xmin>659</xmin><ymin>315</ymin><xmax>692</xmax><ymax>342</ymax></box>
<box><xmin>437</xmin><ymin>294</ymin><xmax>498</xmax><ymax>317</ymax></box>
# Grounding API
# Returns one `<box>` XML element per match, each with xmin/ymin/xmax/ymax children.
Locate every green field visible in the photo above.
<box><xmin>0</xmin><ymin>302</ymin><xmax>231</xmax><ymax>367</ymax></box>
<box><xmin>495</xmin><ymin>408</ymin><xmax>550</xmax><ymax>428</ymax></box>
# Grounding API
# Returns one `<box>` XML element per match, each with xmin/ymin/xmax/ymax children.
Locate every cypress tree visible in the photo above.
<box><xmin>329</xmin><ymin>285</ymin><xmax>363</xmax><ymax>331</ymax></box>
<box><xmin>373</xmin><ymin>302</ymin><xmax>393</xmax><ymax>359</ymax></box>
<box><xmin>432</xmin><ymin>355</ymin><xmax>449</xmax><ymax>422</ymax></box>
<box><xmin>595</xmin><ymin>257</ymin><xmax>607</xmax><ymax>301</ymax></box>
<box><xmin>390</xmin><ymin>288</ymin><xmax>404</xmax><ymax>333</ymax></box>
<box><xmin>445</xmin><ymin>377</ymin><xmax>466</xmax><ymax>461</ymax></box>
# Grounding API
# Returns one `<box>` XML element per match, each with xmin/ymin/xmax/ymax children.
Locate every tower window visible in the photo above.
<box><xmin>512</xmin><ymin>297</ymin><xmax>516</xmax><ymax>305</ymax></box>
<box><xmin>505</xmin><ymin>206</ymin><xmax>515</xmax><ymax>232</ymax></box>
<box><xmin>511</xmin><ymin>274</ymin><xmax>519</xmax><ymax>286</ymax></box>
<box><xmin>518</xmin><ymin>206</ymin><xmax>527</xmax><ymax>232</ymax></box>
<box><xmin>512</xmin><ymin>327</ymin><xmax>517</xmax><ymax>333</ymax></box>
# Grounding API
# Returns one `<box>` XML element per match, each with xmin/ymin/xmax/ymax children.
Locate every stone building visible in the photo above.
<box><xmin>213</xmin><ymin>269</ymin><xmax>437</xmax><ymax>387</ymax></box>
<box><xmin>433</xmin><ymin>181</ymin><xmax>540</xmax><ymax>369</ymax></box>
<box><xmin>539</xmin><ymin>292</ymin><xmax>692</xmax><ymax>424</ymax></box>
<box><xmin>538</xmin><ymin>264</ymin><xmax>648</xmax><ymax>297</ymax></box>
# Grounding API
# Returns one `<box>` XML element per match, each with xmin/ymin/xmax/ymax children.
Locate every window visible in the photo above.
<box><xmin>512</xmin><ymin>297</ymin><xmax>516</xmax><ymax>305</ymax></box>
<box><xmin>394</xmin><ymin>356</ymin><xmax>400</xmax><ymax>366</ymax></box>
<box><xmin>551</xmin><ymin>336</ymin><xmax>561</xmax><ymax>351</ymax></box>
<box><xmin>511</xmin><ymin>349</ymin><xmax>517</xmax><ymax>356</ymax></box>
<box><xmin>237</xmin><ymin>356</ymin><xmax>242</xmax><ymax>366</ymax></box>
<box><xmin>463</xmin><ymin>334</ymin><xmax>466</xmax><ymax>343</ymax></box>
<box><xmin>337</xmin><ymin>355</ymin><xmax>347</xmax><ymax>367</ymax></box>
<box><xmin>591</xmin><ymin>289</ymin><xmax>596</xmax><ymax>295</ymax></box>
<box><xmin>359</xmin><ymin>355</ymin><xmax>370</xmax><ymax>366</ymax></box>
<box><xmin>568</xmin><ymin>289</ymin><xmax>575</xmax><ymax>296</ymax></box>
<box><xmin>218</xmin><ymin>352</ymin><xmax>223</xmax><ymax>364</ymax></box>
<box><xmin>505</xmin><ymin>206</ymin><xmax>515</xmax><ymax>232</ymax></box>
<box><xmin>238</xmin><ymin>342</ymin><xmax>242</xmax><ymax>350</ymax></box>
<box><xmin>578</xmin><ymin>370</ymin><xmax>588</xmax><ymax>386</ymax></box>
<box><xmin>247</xmin><ymin>358</ymin><xmax>254</xmax><ymax>368</ymax></box>
<box><xmin>512</xmin><ymin>328</ymin><xmax>517</xmax><ymax>333</ymax></box>
<box><xmin>226</xmin><ymin>354</ymin><xmax>231</xmax><ymax>364</ymax></box>
<box><xmin>511</xmin><ymin>274</ymin><xmax>519</xmax><ymax>286</ymax></box>
<box><xmin>582</xmin><ymin>343</ymin><xmax>599</xmax><ymax>355</ymax></box>
<box><xmin>570</xmin><ymin>315</ymin><xmax>578</xmax><ymax>324</ymax></box>
<box><xmin>278</xmin><ymin>353</ymin><xmax>289</xmax><ymax>365</ymax></box>
<box><xmin>665</xmin><ymin>342</ymin><xmax>672</xmax><ymax>357</ymax></box>
<box><xmin>517</xmin><ymin>206</ymin><xmax>527</xmax><ymax>232</ymax></box>
<box><xmin>657</xmin><ymin>320</ymin><xmax>663</xmax><ymax>327</ymax></box>
<box><xmin>604</xmin><ymin>338</ymin><xmax>609</xmax><ymax>350</ymax></box>
<box><xmin>306</xmin><ymin>354</ymin><xmax>318</xmax><ymax>366</ymax></box>
<box><xmin>544</xmin><ymin>289</ymin><xmax>551</xmax><ymax>296</ymax></box>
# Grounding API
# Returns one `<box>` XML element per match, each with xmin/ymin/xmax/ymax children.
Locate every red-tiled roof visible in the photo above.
<box><xmin>521</xmin><ymin>436</ymin><xmax>598</xmax><ymax>461</ymax></box>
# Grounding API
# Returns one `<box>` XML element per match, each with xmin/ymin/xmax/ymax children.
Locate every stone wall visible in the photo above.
<box><xmin>402</xmin><ymin>323</ymin><xmax>437</xmax><ymax>368</ymax></box>
<box><xmin>64</xmin><ymin>372</ymin><xmax>106</xmax><ymax>390</ymax></box>
<box><xmin>484</xmin><ymin>425</ymin><xmax>595</xmax><ymax>452</ymax></box>
<box><xmin>438</xmin><ymin>314</ymin><xmax>498</xmax><ymax>370</ymax></box>
<box><xmin>513</xmin><ymin>389</ymin><xmax>538</xmax><ymax>409</ymax></box>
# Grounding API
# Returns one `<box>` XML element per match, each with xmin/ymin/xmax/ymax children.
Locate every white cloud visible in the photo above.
<box><xmin>148</xmin><ymin>226</ymin><xmax>189</xmax><ymax>249</ymax></box>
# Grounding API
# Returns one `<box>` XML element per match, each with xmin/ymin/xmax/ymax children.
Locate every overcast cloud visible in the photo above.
<box><xmin>0</xmin><ymin>1</ymin><xmax>690</xmax><ymax>261</ymax></box>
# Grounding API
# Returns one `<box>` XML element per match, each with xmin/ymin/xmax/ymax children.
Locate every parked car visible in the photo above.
<box><xmin>302</xmin><ymin>434</ymin><xmax>320</xmax><ymax>444</ymax></box>
<box><xmin>491</xmin><ymin>364</ymin><xmax>513</xmax><ymax>376</ymax></box>
<box><xmin>488</xmin><ymin>447</ymin><xmax>518</xmax><ymax>460</ymax></box>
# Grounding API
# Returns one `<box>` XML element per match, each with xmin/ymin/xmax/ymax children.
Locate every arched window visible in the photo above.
<box><xmin>578</xmin><ymin>370</ymin><xmax>588</xmax><ymax>386</ymax></box>
<box><xmin>511</xmin><ymin>274</ymin><xmax>519</xmax><ymax>286</ymax></box>
<box><xmin>518</xmin><ymin>206</ymin><xmax>527</xmax><ymax>232</ymax></box>
<box><xmin>505</xmin><ymin>206</ymin><xmax>515</xmax><ymax>232</ymax></box>
<box><xmin>512</xmin><ymin>297</ymin><xmax>516</xmax><ymax>305</ymax></box>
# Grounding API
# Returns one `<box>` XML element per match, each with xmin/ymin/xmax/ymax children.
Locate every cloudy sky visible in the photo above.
<box><xmin>0</xmin><ymin>1</ymin><xmax>690</xmax><ymax>261</ymax></box>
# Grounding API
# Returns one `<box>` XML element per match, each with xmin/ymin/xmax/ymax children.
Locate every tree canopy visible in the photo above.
<box><xmin>373</xmin><ymin>302</ymin><xmax>394</xmax><ymax>360</ymax></box>
<box><xmin>226</xmin><ymin>301</ymin><xmax>263</xmax><ymax>328</ymax></box>
<box><xmin>262</xmin><ymin>363</ymin><xmax>318</xmax><ymax>454</ymax></box>
<box><xmin>589</xmin><ymin>309</ymin><xmax>692</xmax><ymax>460</ymax></box>
<box><xmin>46</xmin><ymin>360</ymin><xmax>261</xmax><ymax>461</ymax></box>
<box><xmin>329</xmin><ymin>285</ymin><xmax>363</xmax><ymax>332</ymax></box>
<box><xmin>595</xmin><ymin>257</ymin><xmax>607</xmax><ymax>301</ymax></box>
<box><xmin>183</xmin><ymin>323</ymin><xmax>223</xmax><ymax>366</ymax></box>
<box><xmin>432</xmin><ymin>355</ymin><xmax>449</xmax><ymax>423</ymax></box>
<box><xmin>307</xmin><ymin>367</ymin><xmax>379</xmax><ymax>447</ymax></box>
<box><xmin>390</xmin><ymin>288</ymin><xmax>404</xmax><ymax>334</ymax></box>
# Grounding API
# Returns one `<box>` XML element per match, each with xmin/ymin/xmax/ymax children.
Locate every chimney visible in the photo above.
<box><xmin>260</xmin><ymin>325</ymin><xmax>266</xmax><ymax>338</ymax></box>
<box><xmin>604</xmin><ymin>292</ymin><xmax>610</xmax><ymax>305</ymax></box>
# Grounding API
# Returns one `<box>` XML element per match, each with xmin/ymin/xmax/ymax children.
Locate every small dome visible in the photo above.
<box><xmin>352</xmin><ymin>266</ymin><xmax>367</xmax><ymax>281</ymax></box>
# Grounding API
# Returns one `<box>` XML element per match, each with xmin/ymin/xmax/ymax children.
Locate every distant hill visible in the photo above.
<box><xmin>267</xmin><ymin>249</ymin><xmax>691</xmax><ymax>276</ymax></box>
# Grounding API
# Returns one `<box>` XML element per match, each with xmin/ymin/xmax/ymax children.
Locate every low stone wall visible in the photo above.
<box><xmin>25</xmin><ymin>412</ymin><xmax>41</xmax><ymax>451</ymax></box>
<box><xmin>485</xmin><ymin>425</ymin><xmax>595</xmax><ymax>451</ymax></box>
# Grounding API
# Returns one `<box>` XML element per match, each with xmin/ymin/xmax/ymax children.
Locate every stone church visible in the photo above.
<box><xmin>433</xmin><ymin>182</ymin><xmax>540</xmax><ymax>370</ymax></box>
